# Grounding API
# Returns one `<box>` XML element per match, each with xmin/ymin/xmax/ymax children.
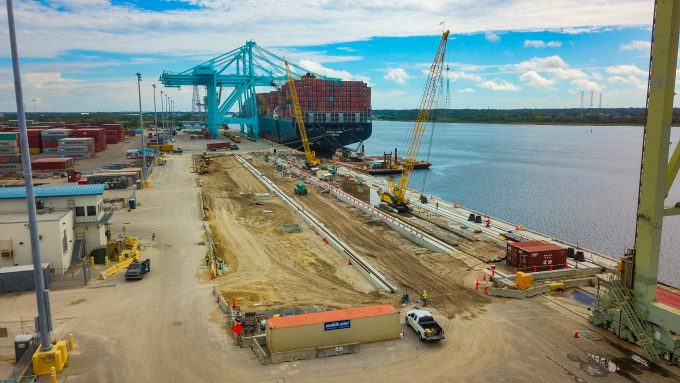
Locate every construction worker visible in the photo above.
<box><xmin>151</xmin><ymin>229</ymin><xmax>156</xmax><ymax>241</ymax></box>
<box><xmin>204</xmin><ymin>254</ymin><xmax>210</xmax><ymax>267</ymax></box>
<box><xmin>436</xmin><ymin>201</ymin><xmax>439</xmax><ymax>210</ymax></box>
<box><xmin>421</xmin><ymin>290</ymin><xmax>429</xmax><ymax>307</ymax></box>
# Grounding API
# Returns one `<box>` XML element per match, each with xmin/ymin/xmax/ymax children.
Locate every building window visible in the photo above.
<box><xmin>75</xmin><ymin>207</ymin><xmax>85</xmax><ymax>217</ymax></box>
<box><xmin>62</xmin><ymin>230</ymin><xmax>67</xmax><ymax>253</ymax></box>
<box><xmin>87</xmin><ymin>206</ymin><xmax>97</xmax><ymax>216</ymax></box>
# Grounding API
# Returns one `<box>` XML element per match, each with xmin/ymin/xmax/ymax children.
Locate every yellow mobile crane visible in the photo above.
<box><xmin>380</xmin><ymin>30</ymin><xmax>449</xmax><ymax>213</ymax></box>
<box><xmin>285</xmin><ymin>60</ymin><xmax>320</xmax><ymax>168</ymax></box>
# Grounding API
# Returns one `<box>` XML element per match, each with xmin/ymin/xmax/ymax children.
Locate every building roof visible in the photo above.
<box><xmin>267</xmin><ymin>304</ymin><xmax>397</xmax><ymax>329</ymax></box>
<box><xmin>0</xmin><ymin>209</ymin><xmax>71</xmax><ymax>223</ymax></box>
<box><xmin>0</xmin><ymin>184</ymin><xmax>105</xmax><ymax>200</ymax></box>
<box><xmin>510</xmin><ymin>240</ymin><xmax>566</xmax><ymax>253</ymax></box>
<box><xmin>0</xmin><ymin>263</ymin><xmax>50</xmax><ymax>274</ymax></box>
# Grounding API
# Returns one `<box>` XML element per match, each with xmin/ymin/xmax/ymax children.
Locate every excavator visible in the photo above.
<box><xmin>284</xmin><ymin>60</ymin><xmax>320</xmax><ymax>168</ymax></box>
<box><xmin>380</xmin><ymin>30</ymin><xmax>449</xmax><ymax>213</ymax></box>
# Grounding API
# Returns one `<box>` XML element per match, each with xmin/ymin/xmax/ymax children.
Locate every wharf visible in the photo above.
<box><xmin>335</xmin><ymin>165</ymin><xmax>619</xmax><ymax>271</ymax></box>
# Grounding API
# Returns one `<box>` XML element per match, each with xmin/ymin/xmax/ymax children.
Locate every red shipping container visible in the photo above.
<box><xmin>506</xmin><ymin>241</ymin><xmax>567</xmax><ymax>271</ymax></box>
<box><xmin>42</xmin><ymin>141</ymin><xmax>59</xmax><ymax>148</ymax></box>
<box><xmin>31</xmin><ymin>157</ymin><xmax>74</xmax><ymax>171</ymax></box>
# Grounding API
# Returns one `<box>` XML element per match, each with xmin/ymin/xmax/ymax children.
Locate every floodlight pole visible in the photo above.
<box><xmin>6</xmin><ymin>0</ymin><xmax>52</xmax><ymax>352</ymax></box>
<box><xmin>136</xmin><ymin>73</ymin><xmax>147</xmax><ymax>182</ymax></box>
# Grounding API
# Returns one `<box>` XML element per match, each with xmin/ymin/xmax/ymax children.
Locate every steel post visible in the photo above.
<box><xmin>136</xmin><ymin>73</ymin><xmax>147</xmax><ymax>182</ymax></box>
<box><xmin>5</xmin><ymin>0</ymin><xmax>52</xmax><ymax>352</ymax></box>
<box><xmin>153</xmin><ymin>84</ymin><xmax>159</xmax><ymax>159</ymax></box>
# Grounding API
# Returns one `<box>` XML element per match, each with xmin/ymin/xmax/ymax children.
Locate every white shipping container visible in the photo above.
<box><xmin>58</xmin><ymin>138</ymin><xmax>93</xmax><ymax>146</ymax></box>
<box><xmin>0</xmin><ymin>147</ymin><xmax>19</xmax><ymax>154</ymax></box>
<box><xmin>41</xmin><ymin>129</ymin><xmax>73</xmax><ymax>137</ymax></box>
<box><xmin>0</xmin><ymin>141</ymin><xmax>18</xmax><ymax>148</ymax></box>
<box><xmin>0</xmin><ymin>163</ymin><xmax>23</xmax><ymax>172</ymax></box>
<box><xmin>59</xmin><ymin>153</ymin><xmax>92</xmax><ymax>160</ymax></box>
<box><xmin>58</xmin><ymin>145</ymin><xmax>93</xmax><ymax>153</ymax></box>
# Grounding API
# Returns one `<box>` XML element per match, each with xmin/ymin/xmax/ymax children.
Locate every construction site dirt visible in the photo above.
<box><xmin>203</xmin><ymin>154</ymin><xmax>490</xmax><ymax>320</ymax></box>
<box><xmin>200</xmin><ymin>155</ymin><xmax>388</xmax><ymax>312</ymax></box>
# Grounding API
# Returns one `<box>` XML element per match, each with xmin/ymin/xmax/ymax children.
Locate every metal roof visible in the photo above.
<box><xmin>267</xmin><ymin>305</ymin><xmax>397</xmax><ymax>329</ymax></box>
<box><xmin>509</xmin><ymin>240</ymin><xmax>566</xmax><ymax>252</ymax></box>
<box><xmin>0</xmin><ymin>184</ymin><xmax>105</xmax><ymax>199</ymax></box>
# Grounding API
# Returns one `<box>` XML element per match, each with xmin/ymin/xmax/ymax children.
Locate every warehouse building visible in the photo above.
<box><xmin>0</xmin><ymin>185</ymin><xmax>111</xmax><ymax>273</ymax></box>
<box><xmin>265</xmin><ymin>304</ymin><xmax>400</xmax><ymax>363</ymax></box>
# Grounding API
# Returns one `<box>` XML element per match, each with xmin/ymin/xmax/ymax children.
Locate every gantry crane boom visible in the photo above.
<box><xmin>285</xmin><ymin>60</ymin><xmax>319</xmax><ymax>167</ymax></box>
<box><xmin>381</xmin><ymin>30</ymin><xmax>449</xmax><ymax>212</ymax></box>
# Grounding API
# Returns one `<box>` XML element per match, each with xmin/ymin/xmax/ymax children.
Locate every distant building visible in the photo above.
<box><xmin>0</xmin><ymin>184</ymin><xmax>112</xmax><ymax>273</ymax></box>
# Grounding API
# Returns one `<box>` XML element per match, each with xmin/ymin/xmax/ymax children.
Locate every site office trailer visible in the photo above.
<box><xmin>266</xmin><ymin>305</ymin><xmax>400</xmax><ymax>353</ymax></box>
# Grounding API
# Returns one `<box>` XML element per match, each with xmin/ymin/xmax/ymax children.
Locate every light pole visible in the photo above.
<box><xmin>135</xmin><ymin>73</ymin><xmax>147</xmax><ymax>184</ymax></box>
<box><xmin>160</xmin><ymin>90</ymin><xmax>165</xmax><ymax>131</ymax></box>
<box><xmin>6</xmin><ymin>0</ymin><xmax>52</xmax><ymax>352</ymax></box>
<box><xmin>31</xmin><ymin>98</ymin><xmax>36</xmax><ymax>123</ymax></box>
<box><xmin>153</xmin><ymin>84</ymin><xmax>159</xmax><ymax>159</ymax></box>
<box><xmin>171</xmin><ymin>99</ymin><xmax>175</xmax><ymax>130</ymax></box>
<box><xmin>165</xmin><ymin>94</ymin><xmax>170</xmax><ymax>131</ymax></box>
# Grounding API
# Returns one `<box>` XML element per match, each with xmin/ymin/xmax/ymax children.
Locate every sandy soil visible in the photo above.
<box><xmin>200</xmin><ymin>155</ymin><xmax>388</xmax><ymax>311</ymax></box>
<box><xmin>252</xmin><ymin>155</ymin><xmax>489</xmax><ymax>319</ymax></box>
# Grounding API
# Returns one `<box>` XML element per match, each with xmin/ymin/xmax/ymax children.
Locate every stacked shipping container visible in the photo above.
<box><xmin>58</xmin><ymin>137</ymin><xmax>95</xmax><ymax>160</ymax></box>
<box><xmin>101</xmin><ymin>124</ymin><xmax>124</xmax><ymax>144</ymax></box>
<box><xmin>256</xmin><ymin>75</ymin><xmax>371</xmax><ymax>118</ymax></box>
<box><xmin>72</xmin><ymin>128</ymin><xmax>107</xmax><ymax>152</ymax></box>
<box><xmin>0</xmin><ymin>132</ymin><xmax>22</xmax><ymax>173</ymax></box>
<box><xmin>41</xmin><ymin>129</ymin><xmax>73</xmax><ymax>154</ymax></box>
<box><xmin>31</xmin><ymin>158</ymin><xmax>74</xmax><ymax>171</ymax></box>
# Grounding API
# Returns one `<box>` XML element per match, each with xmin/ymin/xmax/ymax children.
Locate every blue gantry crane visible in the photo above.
<box><xmin>160</xmin><ymin>41</ymin><xmax>336</xmax><ymax>139</ymax></box>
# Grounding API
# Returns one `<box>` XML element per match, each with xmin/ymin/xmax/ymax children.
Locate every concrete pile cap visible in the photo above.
<box><xmin>268</xmin><ymin>304</ymin><xmax>397</xmax><ymax>329</ymax></box>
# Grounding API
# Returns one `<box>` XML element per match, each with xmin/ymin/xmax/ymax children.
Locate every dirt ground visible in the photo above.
<box><xmin>249</xmin><ymin>155</ymin><xmax>488</xmax><ymax>319</ymax></box>
<box><xmin>200</xmin><ymin>155</ymin><xmax>389</xmax><ymax>311</ymax></box>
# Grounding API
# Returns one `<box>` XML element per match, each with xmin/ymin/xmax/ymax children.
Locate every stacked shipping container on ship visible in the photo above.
<box><xmin>41</xmin><ymin>128</ymin><xmax>73</xmax><ymax>154</ymax></box>
<box><xmin>0</xmin><ymin>132</ymin><xmax>22</xmax><ymax>173</ymax></box>
<box><xmin>254</xmin><ymin>74</ymin><xmax>372</xmax><ymax>153</ymax></box>
<box><xmin>58</xmin><ymin>137</ymin><xmax>95</xmax><ymax>160</ymax></box>
<box><xmin>72</xmin><ymin>128</ymin><xmax>107</xmax><ymax>152</ymax></box>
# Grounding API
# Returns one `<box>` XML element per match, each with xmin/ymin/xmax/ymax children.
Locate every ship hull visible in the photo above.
<box><xmin>258</xmin><ymin>115</ymin><xmax>372</xmax><ymax>153</ymax></box>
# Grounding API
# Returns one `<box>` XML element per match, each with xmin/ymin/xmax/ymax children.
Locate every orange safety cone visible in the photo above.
<box><xmin>347</xmin><ymin>257</ymin><xmax>352</xmax><ymax>265</ymax></box>
<box><xmin>483</xmin><ymin>273</ymin><xmax>487</xmax><ymax>281</ymax></box>
<box><xmin>573</xmin><ymin>329</ymin><xmax>579</xmax><ymax>338</ymax></box>
<box><xmin>484</xmin><ymin>286</ymin><xmax>489</xmax><ymax>295</ymax></box>
<box><xmin>475</xmin><ymin>280</ymin><xmax>479</xmax><ymax>290</ymax></box>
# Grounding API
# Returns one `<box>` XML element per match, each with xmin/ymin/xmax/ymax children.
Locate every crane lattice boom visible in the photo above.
<box><xmin>389</xmin><ymin>30</ymin><xmax>449</xmax><ymax>206</ymax></box>
<box><xmin>285</xmin><ymin>60</ymin><xmax>319</xmax><ymax>167</ymax></box>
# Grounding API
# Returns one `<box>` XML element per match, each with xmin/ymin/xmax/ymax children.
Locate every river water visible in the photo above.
<box><xmin>362</xmin><ymin>121</ymin><xmax>680</xmax><ymax>287</ymax></box>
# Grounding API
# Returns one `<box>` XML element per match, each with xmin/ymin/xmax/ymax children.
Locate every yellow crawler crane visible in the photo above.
<box><xmin>285</xmin><ymin>60</ymin><xmax>320</xmax><ymax>168</ymax></box>
<box><xmin>380</xmin><ymin>30</ymin><xmax>449</xmax><ymax>213</ymax></box>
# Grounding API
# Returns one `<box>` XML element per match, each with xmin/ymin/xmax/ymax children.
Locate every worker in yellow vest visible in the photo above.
<box><xmin>421</xmin><ymin>290</ymin><xmax>429</xmax><ymax>307</ymax></box>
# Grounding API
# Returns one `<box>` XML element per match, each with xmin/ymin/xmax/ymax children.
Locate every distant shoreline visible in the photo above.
<box><xmin>372</xmin><ymin>119</ymin><xmax>647</xmax><ymax>127</ymax></box>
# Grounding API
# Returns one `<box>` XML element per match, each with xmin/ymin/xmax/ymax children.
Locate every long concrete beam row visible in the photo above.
<box><xmin>280</xmin><ymin>161</ymin><xmax>483</xmax><ymax>269</ymax></box>
<box><xmin>235</xmin><ymin>155</ymin><xmax>397</xmax><ymax>293</ymax></box>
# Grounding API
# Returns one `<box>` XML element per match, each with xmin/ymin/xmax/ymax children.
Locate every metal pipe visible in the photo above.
<box><xmin>5</xmin><ymin>0</ymin><xmax>52</xmax><ymax>352</ymax></box>
<box><xmin>153</xmin><ymin>84</ymin><xmax>159</xmax><ymax>159</ymax></box>
<box><xmin>136</xmin><ymin>73</ymin><xmax>147</xmax><ymax>182</ymax></box>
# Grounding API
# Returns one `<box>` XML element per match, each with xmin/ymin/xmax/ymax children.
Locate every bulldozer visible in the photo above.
<box><xmin>294</xmin><ymin>182</ymin><xmax>308</xmax><ymax>196</ymax></box>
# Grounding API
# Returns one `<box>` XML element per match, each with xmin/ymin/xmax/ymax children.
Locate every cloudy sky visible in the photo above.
<box><xmin>0</xmin><ymin>0</ymin><xmax>662</xmax><ymax>112</ymax></box>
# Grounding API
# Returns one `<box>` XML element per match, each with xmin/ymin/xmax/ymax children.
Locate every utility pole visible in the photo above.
<box><xmin>31</xmin><ymin>98</ymin><xmax>36</xmax><ymax>122</ymax></box>
<box><xmin>590</xmin><ymin>90</ymin><xmax>594</xmax><ymax>109</ymax></box>
<box><xmin>135</xmin><ymin>73</ymin><xmax>147</xmax><ymax>184</ymax></box>
<box><xmin>172</xmin><ymin>100</ymin><xmax>175</xmax><ymax>129</ymax></box>
<box><xmin>153</xmin><ymin>84</ymin><xmax>159</xmax><ymax>160</ymax></box>
<box><xmin>580</xmin><ymin>91</ymin><xmax>584</xmax><ymax>109</ymax></box>
<box><xmin>160</xmin><ymin>90</ymin><xmax>165</xmax><ymax>131</ymax></box>
<box><xmin>6</xmin><ymin>0</ymin><xmax>52</xmax><ymax>352</ymax></box>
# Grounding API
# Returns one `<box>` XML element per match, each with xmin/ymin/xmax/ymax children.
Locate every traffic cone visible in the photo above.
<box><xmin>475</xmin><ymin>280</ymin><xmax>479</xmax><ymax>290</ymax></box>
<box><xmin>574</xmin><ymin>329</ymin><xmax>579</xmax><ymax>338</ymax></box>
<box><xmin>483</xmin><ymin>273</ymin><xmax>487</xmax><ymax>281</ymax></box>
<box><xmin>347</xmin><ymin>257</ymin><xmax>352</xmax><ymax>265</ymax></box>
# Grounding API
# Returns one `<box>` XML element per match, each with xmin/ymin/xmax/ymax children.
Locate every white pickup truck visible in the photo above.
<box><xmin>405</xmin><ymin>309</ymin><xmax>445</xmax><ymax>342</ymax></box>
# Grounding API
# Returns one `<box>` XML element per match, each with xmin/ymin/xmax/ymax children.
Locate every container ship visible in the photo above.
<box><xmin>255</xmin><ymin>74</ymin><xmax>372</xmax><ymax>154</ymax></box>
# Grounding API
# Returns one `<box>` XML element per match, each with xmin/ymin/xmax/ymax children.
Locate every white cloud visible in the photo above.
<box><xmin>480</xmin><ymin>79</ymin><xmax>520</xmax><ymax>91</ymax></box>
<box><xmin>519</xmin><ymin>71</ymin><xmax>555</xmax><ymax>87</ymax></box>
<box><xmin>298</xmin><ymin>60</ymin><xmax>369</xmax><ymax>83</ymax></box>
<box><xmin>445</xmin><ymin>70</ymin><xmax>483</xmax><ymax>82</ymax></box>
<box><xmin>608</xmin><ymin>76</ymin><xmax>642</xmax><ymax>85</ymax></box>
<box><xmin>524</xmin><ymin>39</ymin><xmax>562</xmax><ymax>48</ymax></box>
<box><xmin>485</xmin><ymin>32</ymin><xmax>501</xmax><ymax>42</ymax></box>
<box><xmin>571</xmin><ymin>78</ymin><xmax>602</xmax><ymax>91</ymax></box>
<box><xmin>606</xmin><ymin>64</ymin><xmax>646</xmax><ymax>77</ymax></box>
<box><xmin>384</xmin><ymin>68</ymin><xmax>410</xmax><ymax>84</ymax></box>
<box><xmin>458</xmin><ymin>88</ymin><xmax>475</xmax><ymax>93</ymax></box>
<box><xmin>510</xmin><ymin>55</ymin><xmax>587</xmax><ymax>80</ymax></box>
<box><xmin>620</xmin><ymin>40</ymin><xmax>651</xmax><ymax>51</ymax></box>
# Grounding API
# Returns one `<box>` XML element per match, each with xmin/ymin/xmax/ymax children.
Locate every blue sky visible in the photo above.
<box><xmin>0</xmin><ymin>0</ymin><xmax>662</xmax><ymax>112</ymax></box>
